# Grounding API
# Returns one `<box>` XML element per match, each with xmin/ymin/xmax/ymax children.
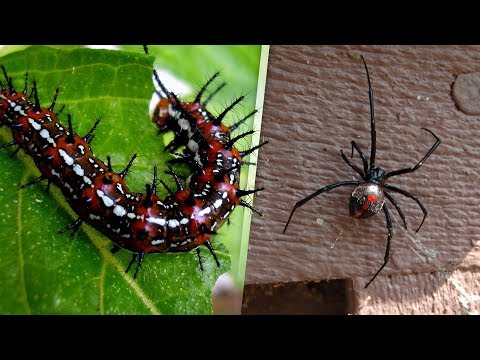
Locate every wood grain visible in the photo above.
<box><xmin>244</xmin><ymin>45</ymin><xmax>480</xmax><ymax>314</ymax></box>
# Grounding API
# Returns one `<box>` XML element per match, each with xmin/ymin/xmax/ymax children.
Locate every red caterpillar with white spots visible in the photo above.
<box><xmin>0</xmin><ymin>64</ymin><xmax>266</xmax><ymax>278</ymax></box>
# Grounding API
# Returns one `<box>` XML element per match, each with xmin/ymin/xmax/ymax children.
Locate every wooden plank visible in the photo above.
<box><xmin>355</xmin><ymin>270</ymin><xmax>480</xmax><ymax>315</ymax></box>
<box><xmin>244</xmin><ymin>45</ymin><xmax>480</xmax><ymax>313</ymax></box>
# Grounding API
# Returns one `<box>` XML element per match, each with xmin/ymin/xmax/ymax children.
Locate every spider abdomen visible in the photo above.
<box><xmin>349</xmin><ymin>183</ymin><xmax>385</xmax><ymax>219</ymax></box>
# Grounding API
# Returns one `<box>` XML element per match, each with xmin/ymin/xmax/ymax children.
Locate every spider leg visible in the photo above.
<box><xmin>360</xmin><ymin>55</ymin><xmax>376</xmax><ymax>170</ymax></box>
<box><xmin>365</xmin><ymin>203</ymin><xmax>393</xmax><ymax>288</ymax></box>
<box><xmin>283</xmin><ymin>180</ymin><xmax>361</xmax><ymax>234</ymax></box>
<box><xmin>383</xmin><ymin>184</ymin><xmax>427</xmax><ymax>233</ymax></box>
<box><xmin>384</xmin><ymin>128</ymin><xmax>441</xmax><ymax>179</ymax></box>
<box><xmin>341</xmin><ymin>149</ymin><xmax>365</xmax><ymax>179</ymax></box>
<box><xmin>351</xmin><ymin>141</ymin><xmax>369</xmax><ymax>177</ymax></box>
<box><xmin>384</xmin><ymin>191</ymin><xmax>407</xmax><ymax>230</ymax></box>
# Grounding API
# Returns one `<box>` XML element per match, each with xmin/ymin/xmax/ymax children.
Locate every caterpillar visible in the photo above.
<box><xmin>0</xmin><ymin>51</ymin><xmax>266</xmax><ymax>279</ymax></box>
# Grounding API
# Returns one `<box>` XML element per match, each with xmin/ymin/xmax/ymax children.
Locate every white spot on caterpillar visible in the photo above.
<box><xmin>78</xmin><ymin>145</ymin><xmax>85</xmax><ymax>154</ymax></box>
<box><xmin>51</xmin><ymin>169</ymin><xmax>61</xmax><ymax>178</ymax></box>
<box><xmin>127</xmin><ymin>212</ymin><xmax>136</xmax><ymax>219</ymax></box>
<box><xmin>211</xmin><ymin>221</ymin><xmax>217</xmax><ymax>231</ymax></box>
<box><xmin>147</xmin><ymin>217</ymin><xmax>165</xmax><ymax>226</ymax></box>
<box><xmin>113</xmin><ymin>228</ymin><xmax>121</xmax><ymax>233</ymax></box>
<box><xmin>96</xmin><ymin>189</ymin><xmax>104</xmax><ymax>197</ymax></box>
<box><xmin>88</xmin><ymin>158</ymin><xmax>95</xmax><ymax>164</ymax></box>
<box><xmin>198</xmin><ymin>207</ymin><xmax>211</xmax><ymax>217</ymax></box>
<box><xmin>73</xmin><ymin>164</ymin><xmax>84</xmax><ymax>176</ymax></box>
<box><xmin>188</xmin><ymin>139</ymin><xmax>199</xmax><ymax>152</ymax></box>
<box><xmin>168</xmin><ymin>219</ymin><xmax>180</xmax><ymax>228</ymax></box>
<box><xmin>116</xmin><ymin>183</ymin><xmax>124</xmax><ymax>194</ymax></box>
<box><xmin>180</xmin><ymin>218</ymin><xmax>189</xmax><ymax>225</ymax></box>
<box><xmin>194</xmin><ymin>153</ymin><xmax>202</xmax><ymax>166</ymax></box>
<box><xmin>83</xmin><ymin>176</ymin><xmax>92</xmax><ymax>185</ymax></box>
<box><xmin>89</xmin><ymin>214</ymin><xmax>101</xmax><ymax>220</ymax></box>
<box><xmin>222</xmin><ymin>192</ymin><xmax>228</xmax><ymax>199</ymax></box>
<box><xmin>113</xmin><ymin>205</ymin><xmax>126</xmax><ymax>217</ymax></box>
<box><xmin>102</xmin><ymin>195</ymin><xmax>114</xmax><ymax>207</ymax></box>
<box><xmin>121</xmin><ymin>234</ymin><xmax>131</xmax><ymax>238</ymax></box>
<box><xmin>170</xmin><ymin>243</ymin><xmax>178</xmax><ymax>248</ymax></box>
<box><xmin>151</xmin><ymin>239</ymin><xmax>164</xmax><ymax>245</ymax></box>
<box><xmin>222</xmin><ymin>211</ymin><xmax>230</xmax><ymax>219</ymax></box>
<box><xmin>40</xmin><ymin>129</ymin><xmax>56</xmax><ymax>147</ymax></box>
<box><xmin>213</xmin><ymin>199</ymin><xmax>223</xmax><ymax>209</ymax></box>
<box><xmin>58</xmin><ymin>149</ymin><xmax>74</xmax><ymax>165</ymax></box>
<box><xmin>178</xmin><ymin>118</ymin><xmax>190</xmax><ymax>130</ymax></box>
<box><xmin>28</xmin><ymin>118</ymin><xmax>41</xmax><ymax>130</ymax></box>
<box><xmin>180</xmin><ymin>240</ymin><xmax>188</xmax><ymax>246</ymax></box>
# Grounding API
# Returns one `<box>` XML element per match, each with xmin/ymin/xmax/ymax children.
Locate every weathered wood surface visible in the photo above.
<box><xmin>244</xmin><ymin>45</ymin><xmax>480</xmax><ymax>314</ymax></box>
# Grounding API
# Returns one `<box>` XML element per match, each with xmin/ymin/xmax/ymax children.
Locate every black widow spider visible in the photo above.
<box><xmin>283</xmin><ymin>55</ymin><xmax>441</xmax><ymax>288</ymax></box>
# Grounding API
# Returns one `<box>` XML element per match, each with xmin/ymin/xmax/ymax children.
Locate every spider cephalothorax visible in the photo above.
<box><xmin>283</xmin><ymin>55</ymin><xmax>441</xmax><ymax>288</ymax></box>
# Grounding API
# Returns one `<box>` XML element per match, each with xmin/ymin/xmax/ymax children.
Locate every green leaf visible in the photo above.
<box><xmin>0</xmin><ymin>45</ymin><xmax>260</xmax><ymax>314</ymax></box>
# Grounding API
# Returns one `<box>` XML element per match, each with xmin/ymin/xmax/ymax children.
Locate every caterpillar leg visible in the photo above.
<box><xmin>196</xmin><ymin>248</ymin><xmax>204</xmax><ymax>272</ymax></box>
<box><xmin>125</xmin><ymin>252</ymin><xmax>146</xmax><ymax>279</ymax></box>
<box><xmin>59</xmin><ymin>218</ymin><xmax>83</xmax><ymax>237</ymax></box>
<box><xmin>205</xmin><ymin>240</ymin><xmax>221</xmax><ymax>268</ymax></box>
<box><xmin>110</xmin><ymin>245</ymin><xmax>121</xmax><ymax>255</ymax></box>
